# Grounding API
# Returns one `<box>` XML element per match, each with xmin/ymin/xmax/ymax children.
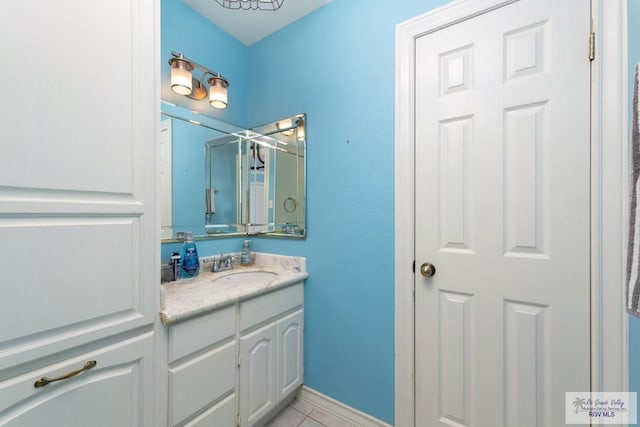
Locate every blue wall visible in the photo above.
<box><xmin>629</xmin><ymin>1</ymin><xmax>640</xmax><ymax>423</ymax></box>
<box><xmin>246</xmin><ymin>1</ymin><xmax>447</xmax><ymax>423</ymax></box>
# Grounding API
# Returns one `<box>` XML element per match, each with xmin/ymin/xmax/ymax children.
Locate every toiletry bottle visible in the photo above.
<box><xmin>170</xmin><ymin>252</ymin><xmax>181</xmax><ymax>281</ymax></box>
<box><xmin>180</xmin><ymin>232</ymin><xmax>200</xmax><ymax>279</ymax></box>
<box><xmin>240</xmin><ymin>240</ymin><xmax>251</xmax><ymax>265</ymax></box>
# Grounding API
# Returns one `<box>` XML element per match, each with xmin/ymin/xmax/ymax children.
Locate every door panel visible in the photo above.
<box><xmin>414</xmin><ymin>0</ymin><xmax>590</xmax><ymax>425</ymax></box>
<box><xmin>277</xmin><ymin>310</ymin><xmax>303</xmax><ymax>399</ymax></box>
<box><xmin>240</xmin><ymin>323</ymin><xmax>277</xmax><ymax>427</ymax></box>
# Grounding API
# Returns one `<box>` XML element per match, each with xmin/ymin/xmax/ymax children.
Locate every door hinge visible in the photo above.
<box><xmin>412</xmin><ymin>260</ymin><xmax>415</xmax><ymax>273</ymax></box>
<box><xmin>589</xmin><ymin>32</ymin><xmax>595</xmax><ymax>61</ymax></box>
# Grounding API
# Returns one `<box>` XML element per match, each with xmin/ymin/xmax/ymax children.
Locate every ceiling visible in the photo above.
<box><xmin>183</xmin><ymin>0</ymin><xmax>332</xmax><ymax>45</ymax></box>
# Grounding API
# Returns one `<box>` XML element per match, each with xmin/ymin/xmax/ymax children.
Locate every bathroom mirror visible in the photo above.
<box><xmin>244</xmin><ymin>114</ymin><xmax>306</xmax><ymax>237</ymax></box>
<box><xmin>160</xmin><ymin>102</ymin><xmax>246</xmax><ymax>241</ymax></box>
<box><xmin>160</xmin><ymin>103</ymin><xmax>306</xmax><ymax>241</ymax></box>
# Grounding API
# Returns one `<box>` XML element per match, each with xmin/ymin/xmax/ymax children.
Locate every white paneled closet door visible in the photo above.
<box><xmin>414</xmin><ymin>0</ymin><xmax>591</xmax><ymax>425</ymax></box>
<box><xmin>0</xmin><ymin>0</ymin><xmax>158</xmax><ymax>409</ymax></box>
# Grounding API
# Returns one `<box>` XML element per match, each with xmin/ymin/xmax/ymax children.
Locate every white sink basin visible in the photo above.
<box><xmin>211</xmin><ymin>270</ymin><xmax>278</xmax><ymax>285</ymax></box>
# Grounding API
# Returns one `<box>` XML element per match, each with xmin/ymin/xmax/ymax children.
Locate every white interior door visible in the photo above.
<box><xmin>414</xmin><ymin>0</ymin><xmax>591</xmax><ymax>425</ymax></box>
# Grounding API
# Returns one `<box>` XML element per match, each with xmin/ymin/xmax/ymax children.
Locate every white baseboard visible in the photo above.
<box><xmin>296</xmin><ymin>386</ymin><xmax>392</xmax><ymax>427</ymax></box>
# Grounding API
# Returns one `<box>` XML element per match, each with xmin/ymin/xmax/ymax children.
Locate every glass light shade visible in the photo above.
<box><xmin>208</xmin><ymin>77</ymin><xmax>228</xmax><ymax>109</ymax></box>
<box><xmin>277</xmin><ymin>119</ymin><xmax>294</xmax><ymax>136</ymax></box>
<box><xmin>170</xmin><ymin>59</ymin><xmax>193</xmax><ymax>95</ymax></box>
<box><xmin>276</xmin><ymin>119</ymin><xmax>292</xmax><ymax>129</ymax></box>
<box><xmin>296</xmin><ymin>119</ymin><xmax>305</xmax><ymax>141</ymax></box>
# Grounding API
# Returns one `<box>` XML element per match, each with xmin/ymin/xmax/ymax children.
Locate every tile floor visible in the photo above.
<box><xmin>265</xmin><ymin>398</ymin><xmax>358</xmax><ymax>427</ymax></box>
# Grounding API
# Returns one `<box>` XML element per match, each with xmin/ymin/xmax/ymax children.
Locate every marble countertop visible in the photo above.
<box><xmin>160</xmin><ymin>254</ymin><xmax>308</xmax><ymax>325</ymax></box>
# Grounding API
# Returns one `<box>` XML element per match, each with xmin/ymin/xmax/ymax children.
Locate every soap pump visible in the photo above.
<box><xmin>240</xmin><ymin>240</ymin><xmax>251</xmax><ymax>266</ymax></box>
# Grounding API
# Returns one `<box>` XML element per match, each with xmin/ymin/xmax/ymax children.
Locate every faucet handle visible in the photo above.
<box><xmin>211</xmin><ymin>257</ymin><xmax>220</xmax><ymax>272</ymax></box>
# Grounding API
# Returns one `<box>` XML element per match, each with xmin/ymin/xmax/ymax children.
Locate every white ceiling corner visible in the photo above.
<box><xmin>182</xmin><ymin>0</ymin><xmax>332</xmax><ymax>46</ymax></box>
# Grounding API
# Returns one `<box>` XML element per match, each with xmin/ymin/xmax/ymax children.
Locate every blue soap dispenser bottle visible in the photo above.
<box><xmin>240</xmin><ymin>239</ymin><xmax>251</xmax><ymax>265</ymax></box>
<box><xmin>180</xmin><ymin>232</ymin><xmax>200</xmax><ymax>279</ymax></box>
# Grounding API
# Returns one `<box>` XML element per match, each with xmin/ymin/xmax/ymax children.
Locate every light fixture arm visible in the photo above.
<box><xmin>170</xmin><ymin>51</ymin><xmax>229</xmax><ymax>87</ymax></box>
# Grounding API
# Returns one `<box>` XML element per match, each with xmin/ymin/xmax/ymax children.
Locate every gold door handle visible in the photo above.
<box><xmin>420</xmin><ymin>262</ymin><xmax>436</xmax><ymax>278</ymax></box>
<box><xmin>34</xmin><ymin>360</ymin><xmax>97</xmax><ymax>388</ymax></box>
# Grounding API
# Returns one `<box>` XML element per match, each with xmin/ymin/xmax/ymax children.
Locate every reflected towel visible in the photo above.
<box><xmin>628</xmin><ymin>64</ymin><xmax>640</xmax><ymax>316</ymax></box>
<box><xmin>205</xmin><ymin>188</ymin><xmax>216</xmax><ymax>215</ymax></box>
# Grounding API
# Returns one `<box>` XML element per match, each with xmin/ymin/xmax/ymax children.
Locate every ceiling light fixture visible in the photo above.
<box><xmin>214</xmin><ymin>0</ymin><xmax>284</xmax><ymax>11</ymax></box>
<box><xmin>168</xmin><ymin>51</ymin><xmax>230</xmax><ymax>110</ymax></box>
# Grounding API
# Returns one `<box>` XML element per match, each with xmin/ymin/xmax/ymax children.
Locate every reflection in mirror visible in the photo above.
<box><xmin>160</xmin><ymin>103</ymin><xmax>245</xmax><ymax>241</ymax></box>
<box><xmin>247</xmin><ymin>114</ymin><xmax>306</xmax><ymax>237</ymax></box>
<box><xmin>160</xmin><ymin>102</ymin><xmax>306</xmax><ymax>241</ymax></box>
<box><xmin>205</xmin><ymin>135</ymin><xmax>243</xmax><ymax>235</ymax></box>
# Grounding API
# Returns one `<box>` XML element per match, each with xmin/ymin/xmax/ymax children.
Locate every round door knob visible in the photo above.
<box><xmin>420</xmin><ymin>262</ymin><xmax>436</xmax><ymax>277</ymax></box>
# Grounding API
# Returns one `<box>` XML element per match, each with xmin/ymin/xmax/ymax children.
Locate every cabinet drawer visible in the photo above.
<box><xmin>240</xmin><ymin>283</ymin><xmax>303</xmax><ymax>332</ymax></box>
<box><xmin>183</xmin><ymin>393</ymin><xmax>236</xmax><ymax>427</ymax></box>
<box><xmin>0</xmin><ymin>332</ymin><xmax>153</xmax><ymax>427</ymax></box>
<box><xmin>168</xmin><ymin>305</ymin><xmax>235</xmax><ymax>363</ymax></box>
<box><xmin>169</xmin><ymin>341</ymin><xmax>236</xmax><ymax>426</ymax></box>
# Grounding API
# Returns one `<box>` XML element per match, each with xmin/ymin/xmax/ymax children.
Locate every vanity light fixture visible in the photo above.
<box><xmin>168</xmin><ymin>55</ymin><xmax>194</xmax><ymax>95</ymax></box>
<box><xmin>208</xmin><ymin>76</ymin><xmax>229</xmax><ymax>109</ymax></box>
<box><xmin>214</xmin><ymin>0</ymin><xmax>284</xmax><ymax>11</ymax></box>
<box><xmin>168</xmin><ymin>51</ymin><xmax>230</xmax><ymax>110</ymax></box>
<box><xmin>296</xmin><ymin>117</ymin><xmax>305</xmax><ymax>141</ymax></box>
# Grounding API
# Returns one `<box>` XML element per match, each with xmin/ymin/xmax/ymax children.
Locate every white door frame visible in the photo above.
<box><xmin>394</xmin><ymin>1</ymin><xmax>628</xmax><ymax>426</ymax></box>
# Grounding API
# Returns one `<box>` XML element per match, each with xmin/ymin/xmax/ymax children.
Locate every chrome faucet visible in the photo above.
<box><xmin>212</xmin><ymin>253</ymin><xmax>236</xmax><ymax>272</ymax></box>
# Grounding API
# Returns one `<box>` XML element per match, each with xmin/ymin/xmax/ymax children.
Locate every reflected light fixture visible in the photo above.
<box><xmin>215</xmin><ymin>0</ymin><xmax>284</xmax><ymax>11</ymax></box>
<box><xmin>168</xmin><ymin>51</ymin><xmax>230</xmax><ymax>109</ymax></box>
<box><xmin>296</xmin><ymin>117</ymin><xmax>305</xmax><ymax>141</ymax></box>
<box><xmin>276</xmin><ymin>119</ymin><xmax>294</xmax><ymax>136</ymax></box>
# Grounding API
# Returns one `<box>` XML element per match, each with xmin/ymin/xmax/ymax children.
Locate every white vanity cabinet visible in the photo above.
<box><xmin>167</xmin><ymin>306</ymin><xmax>237</xmax><ymax>427</ymax></box>
<box><xmin>239</xmin><ymin>283</ymin><xmax>304</xmax><ymax>427</ymax></box>
<box><xmin>164</xmin><ymin>281</ymin><xmax>304</xmax><ymax>427</ymax></box>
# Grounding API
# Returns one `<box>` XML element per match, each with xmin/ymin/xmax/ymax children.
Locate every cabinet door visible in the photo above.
<box><xmin>239</xmin><ymin>323</ymin><xmax>277</xmax><ymax>427</ymax></box>
<box><xmin>0</xmin><ymin>0</ymin><xmax>158</xmax><ymax>370</ymax></box>
<box><xmin>276</xmin><ymin>310</ymin><xmax>304</xmax><ymax>400</ymax></box>
<box><xmin>0</xmin><ymin>333</ymin><xmax>153</xmax><ymax>426</ymax></box>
